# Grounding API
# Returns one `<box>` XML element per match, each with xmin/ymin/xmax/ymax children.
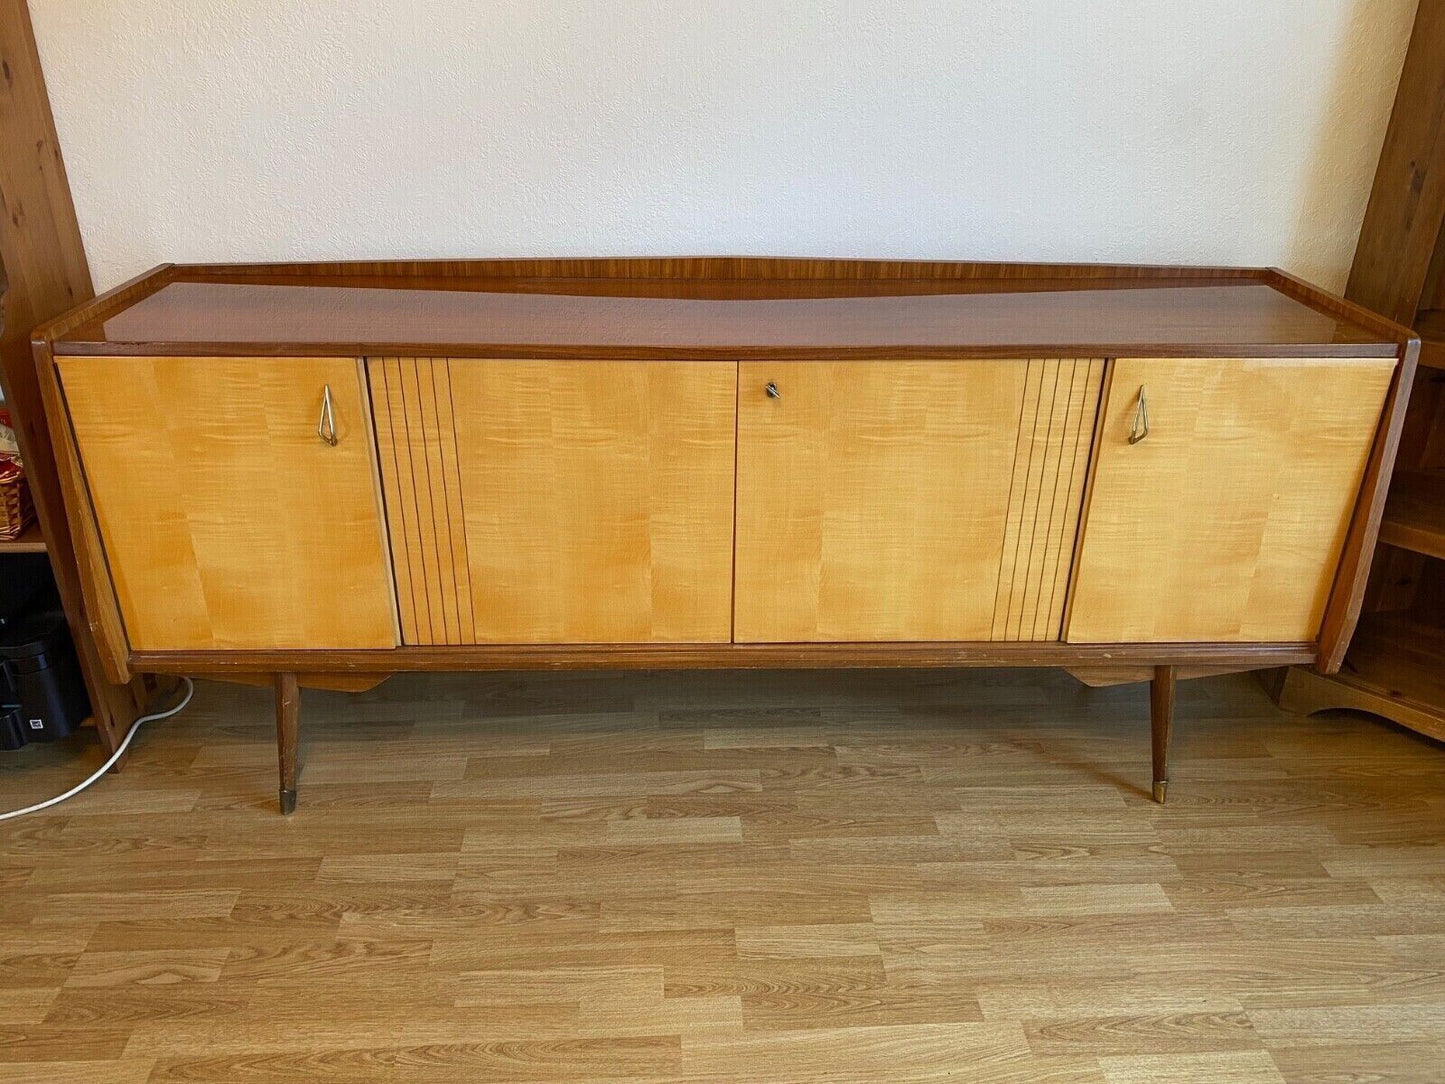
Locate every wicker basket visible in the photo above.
<box><xmin>0</xmin><ymin>462</ymin><xmax>33</xmax><ymax>540</ymax></box>
<box><xmin>0</xmin><ymin>408</ymin><xmax>35</xmax><ymax>541</ymax></box>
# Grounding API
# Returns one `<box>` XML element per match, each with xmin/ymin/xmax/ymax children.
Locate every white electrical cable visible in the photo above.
<box><xmin>0</xmin><ymin>676</ymin><xmax>194</xmax><ymax>822</ymax></box>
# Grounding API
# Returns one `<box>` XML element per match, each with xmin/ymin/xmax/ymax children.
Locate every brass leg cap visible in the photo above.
<box><xmin>279</xmin><ymin>788</ymin><xmax>298</xmax><ymax>816</ymax></box>
<box><xmin>1152</xmin><ymin>780</ymin><xmax>1168</xmax><ymax>804</ymax></box>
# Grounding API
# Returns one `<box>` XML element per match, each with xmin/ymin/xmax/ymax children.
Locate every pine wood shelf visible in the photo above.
<box><xmin>1277</xmin><ymin>2</ymin><xmax>1445</xmax><ymax>745</ymax></box>
<box><xmin>1410</xmin><ymin>309</ymin><xmax>1445</xmax><ymax>370</ymax></box>
<box><xmin>1281</xmin><ymin>613</ymin><xmax>1445</xmax><ymax>742</ymax></box>
<box><xmin>1379</xmin><ymin>470</ymin><xmax>1445</xmax><ymax>560</ymax></box>
<box><xmin>0</xmin><ymin>520</ymin><xmax>46</xmax><ymax>553</ymax></box>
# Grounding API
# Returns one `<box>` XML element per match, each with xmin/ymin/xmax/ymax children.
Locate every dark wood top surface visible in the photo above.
<box><xmin>45</xmin><ymin>262</ymin><xmax>1402</xmax><ymax>359</ymax></box>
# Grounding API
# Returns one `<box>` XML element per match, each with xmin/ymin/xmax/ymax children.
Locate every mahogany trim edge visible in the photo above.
<box><xmin>48</xmin><ymin>340</ymin><xmax>1404</xmax><ymax>361</ymax></box>
<box><xmin>129</xmin><ymin>641</ymin><xmax>1317</xmax><ymax>675</ymax></box>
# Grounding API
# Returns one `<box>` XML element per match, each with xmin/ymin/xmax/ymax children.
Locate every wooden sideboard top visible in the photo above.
<box><xmin>38</xmin><ymin>258</ymin><xmax>1411</xmax><ymax>360</ymax></box>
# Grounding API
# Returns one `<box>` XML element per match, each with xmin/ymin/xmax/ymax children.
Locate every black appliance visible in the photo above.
<box><xmin>0</xmin><ymin>558</ymin><xmax>91</xmax><ymax>751</ymax></box>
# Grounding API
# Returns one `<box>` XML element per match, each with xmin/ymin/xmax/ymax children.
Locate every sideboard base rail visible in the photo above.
<box><xmin>129</xmin><ymin>642</ymin><xmax>1316</xmax><ymax>675</ymax></box>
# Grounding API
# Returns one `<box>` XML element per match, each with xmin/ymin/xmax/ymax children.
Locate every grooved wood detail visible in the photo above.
<box><xmin>370</xmin><ymin>357</ymin><xmax>737</xmax><ymax>646</ymax></box>
<box><xmin>369</xmin><ymin>358</ymin><xmax>475</xmax><ymax>646</ymax></box>
<box><xmin>992</xmin><ymin>359</ymin><xmax>1105</xmax><ymax>641</ymax></box>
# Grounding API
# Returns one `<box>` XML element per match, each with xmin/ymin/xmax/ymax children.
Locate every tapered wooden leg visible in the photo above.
<box><xmin>275</xmin><ymin>673</ymin><xmax>300</xmax><ymax>815</ymax></box>
<box><xmin>1150</xmin><ymin>665</ymin><xmax>1176</xmax><ymax>804</ymax></box>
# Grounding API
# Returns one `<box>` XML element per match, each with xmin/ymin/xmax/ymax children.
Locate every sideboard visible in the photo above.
<box><xmin>31</xmin><ymin>259</ymin><xmax>1418</xmax><ymax>813</ymax></box>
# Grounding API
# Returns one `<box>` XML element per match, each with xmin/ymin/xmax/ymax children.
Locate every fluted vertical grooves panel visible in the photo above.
<box><xmin>992</xmin><ymin>358</ymin><xmax>1105</xmax><ymax>642</ymax></box>
<box><xmin>368</xmin><ymin>358</ymin><xmax>474</xmax><ymax>645</ymax></box>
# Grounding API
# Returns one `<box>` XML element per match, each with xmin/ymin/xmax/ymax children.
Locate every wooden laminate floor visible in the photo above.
<box><xmin>1</xmin><ymin>668</ymin><xmax>1443</xmax><ymax>1083</ymax></box>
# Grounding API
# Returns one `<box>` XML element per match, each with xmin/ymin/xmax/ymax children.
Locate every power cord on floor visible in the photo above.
<box><xmin>0</xmin><ymin>676</ymin><xmax>195</xmax><ymax>822</ymax></box>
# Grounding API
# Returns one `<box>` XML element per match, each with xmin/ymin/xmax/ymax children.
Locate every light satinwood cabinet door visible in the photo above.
<box><xmin>1065</xmin><ymin>356</ymin><xmax>1396</xmax><ymax>644</ymax></box>
<box><xmin>370</xmin><ymin>359</ymin><xmax>737</xmax><ymax>644</ymax></box>
<box><xmin>734</xmin><ymin>360</ymin><xmax>1103</xmax><ymax>643</ymax></box>
<box><xmin>58</xmin><ymin>357</ymin><xmax>398</xmax><ymax>651</ymax></box>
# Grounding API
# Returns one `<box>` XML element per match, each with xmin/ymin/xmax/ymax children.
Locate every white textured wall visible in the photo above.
<box><xmin>31</xmin><ymin>1</ymin><xmax>1417</xmax><ymax>293</ymax></box>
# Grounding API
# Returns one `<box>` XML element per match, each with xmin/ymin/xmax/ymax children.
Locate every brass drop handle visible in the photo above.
<box><xmin>765</xmin><ymin>381</ymin><xmax>781</xmax><ymax>400</ymax></box>
<box><xmin>1128</xmin><ymin>385</ymin><xmax>1149</xmax><ymax>445</ymax></box>
<box><xmin>317</xmin><ymin>384</ymin><xmax>338</xmax><ymax>446</ymax></box>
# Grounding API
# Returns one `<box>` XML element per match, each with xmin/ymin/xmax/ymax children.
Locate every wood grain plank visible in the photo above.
<box><xmin>0</xmin><ymin>669</ymin><xmax>1441</xmax><ymax>1079</ymax></box>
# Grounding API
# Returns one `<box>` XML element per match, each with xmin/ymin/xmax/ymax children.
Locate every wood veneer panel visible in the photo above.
<box><xmin>378</xmin><ymin>359</ymin><xmax>737</xmax><ymax>645</ymax></box>
<box><xmin>57</xmin><ymin>357</ymin><xmax>398</xmax><ymax>651</ymax></box>
<box><xmin>1066</xmin><ymin>357</ymin><xmax>1396</xmax><ymax>644</ymax></box>
<box><xmin>736</xmin><ymin>360</ymin><xmax>1033</xmax><ymax>643</ymax></box>
<box><xmin>51</xmin><ymin>279</ymin><xmax>1395</xmax><ymax>359</ymax></box>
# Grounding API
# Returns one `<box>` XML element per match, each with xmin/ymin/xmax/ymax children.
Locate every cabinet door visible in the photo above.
<box><xmin>1065</xmin><ymin>357</ymin><xmax>1396</xmax><ymax>643</ymax></box>
<box><xmin>58</xmin><ymin>357</ymin><xmax>397</xmax><ymax>651</ymax></box>
<box><xmin>735</xmin><ymin>360</ymin><xmax>1103</xmax><ymax>642</ymax></box>
<box><xmin>370</xmin><ymin>359</ymin><xmax>736</xmax><ymax>644</ymax></box>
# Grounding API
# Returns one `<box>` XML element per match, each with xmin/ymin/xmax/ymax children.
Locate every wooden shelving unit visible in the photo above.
<box><xmin>1408</xmin><ymin>309</ymin><xmax>1445</xmax><ymax>370</ymax></box>
<box><xmin>1284</xmin><ymin>612</ymin><xmax>1445</xmax><ymax>742</ymax></box>
<box><xmin>1278</xmin><ymin>0</ymin><xmax>1445</xmax><ymax>741</ymax></box>
<box><xmin>1379</xmin><ymin>470</ymin><xmax>1445</xmax><ymax>561</ymax></box>
<box><xmin>1</xmin><ymin>0</ymin><xmax>150</xmax><ymax>753</ymax></box>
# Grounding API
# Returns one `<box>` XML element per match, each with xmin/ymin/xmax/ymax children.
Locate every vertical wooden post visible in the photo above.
<box><xmin>1150</xmin><ymin>664</ymin><xmax>1176</xmax><ymax>804</ymax></box>
<box><xmin>275</xmin><ymin>672</ymin><xmax>300</xmax><ymax>815</ymax></box>
<box><xmin>0</xmin><ymin>2</ymin><xmax>147</xmax><ymax>758</ymax></box>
